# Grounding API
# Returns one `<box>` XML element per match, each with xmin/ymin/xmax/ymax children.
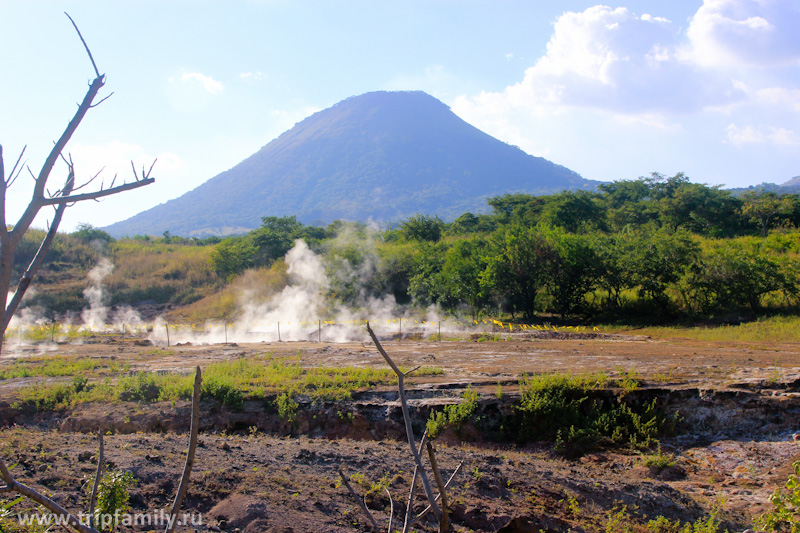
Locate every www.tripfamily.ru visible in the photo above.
<box><xmin>17</xmin><ymin>510</ymin><xmax>203</xmax><ymax>530</ymax></box>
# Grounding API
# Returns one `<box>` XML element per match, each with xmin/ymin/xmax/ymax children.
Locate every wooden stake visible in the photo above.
<box><xmin>165</xmin><ymin>366</ymin><xmax>201</xmax><ymax>533</ymax></box>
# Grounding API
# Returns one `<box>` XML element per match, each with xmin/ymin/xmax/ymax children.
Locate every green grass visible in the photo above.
<box><xmin>0</xmin><ymin>356</ymin><xmax>127</xmax><ymax>381</ymax></box>
<box><xmin>9</xmin><ymin>355</ymin><xmax>444</xmax><ymax>411</ymax></box>
<box><xmin>602</xmin><ymin>315</ymin><xmax>800</xmax><ymax>343</ymax></box>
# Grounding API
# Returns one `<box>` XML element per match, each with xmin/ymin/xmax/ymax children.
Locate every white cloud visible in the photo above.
<box><xmin>450</xmin><ymin>1</ymin><xmax>800</xmax><ymax>185</ymax></box>
<box><xmin>755</xmin><ymin>87</ymin><xmax>800</xmax><ymax>111</ymax></box>
<box><xmin>725</xmin><ymin>123</ymin><xmax>799</xmax><ymax>145</ymax></box>
<box><xmin>686</xmin><ymin>0</ymin><xmax>800</xmax><ymax>68</ymax></box>
<box><xmin>240</xmin><ymin>71</ymin><xmax>266</xmax><ymax>83</ymax></box>
<box><xmin>178</xmin><ymin>72</ymin><xmax>224</xmax><ymax>94</ymax></box>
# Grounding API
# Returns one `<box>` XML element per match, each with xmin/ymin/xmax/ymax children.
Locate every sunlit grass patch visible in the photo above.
<box><xmin>0</xmin><ymin>356</ymin><xmax>128</xmax><ymax>381</ymax></box>
<box><xmin>8</xmin><ymin>354</ymin><xmax>445</xmax><ymax>411</ymax></box>
<box><xmin>608</xmin><ymin>315</ymin><xmax>800</xmax><ymax>343</ymax></box>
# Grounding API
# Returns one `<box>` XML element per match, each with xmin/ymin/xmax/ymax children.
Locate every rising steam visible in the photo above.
<box><xmin>148</xmin><ymin>237</ymin><xmax>459</xmax><ymax>345</ymax></box>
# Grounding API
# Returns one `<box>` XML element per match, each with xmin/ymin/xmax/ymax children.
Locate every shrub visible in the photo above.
<box><xmin>427</xmin><ymin>388</ymin><xmax>479</xmax><ymax>438</ymax></box>
<box><xmin>757</xmin><ymin>460</ymin><xmax>800</xmax><ymax>532</ymax></box>
<box><xmin>511</xmin><ymin>372</ymin><xmax>672</xmax><ymax>452</ymax></box>
<box><xmin>94</xmin><ymin>471</ymin><xmax>135</xmax><ymax>532</ymax></box>
<box><xmin>276</xmin><ymin>393</ymin><xmax>299</xmax><ymax>425</ymax></box>
<box><xmin>202</xmin><ymin>378</ymin><xmax>244</xmax><ymax>410</ymax></box>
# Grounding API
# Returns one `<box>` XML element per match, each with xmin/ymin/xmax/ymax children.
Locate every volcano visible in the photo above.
<box><xmin>105</xmin><ymin>91</ymin><xmax>598</xmax><ymax>236</ymax></box>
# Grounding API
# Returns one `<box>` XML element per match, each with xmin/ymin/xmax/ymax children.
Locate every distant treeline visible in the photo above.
<box><xmin>200</xmin><ymin>173</ymin><xmax>800</xmax><ymax>322</ymax></box>
<box><xmin>16</xmin><ymin>173</ymin><xmax>800</xmax><ymax>323</ymax></box>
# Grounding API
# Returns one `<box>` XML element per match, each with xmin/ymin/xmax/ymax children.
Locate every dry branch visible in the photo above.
<box><xmin>0</xmin><ymin>456</ymin><xmax>96</xmax><ymax>533</ymax></box>
<box><xmin>0</xmin><ymin>13</ymin><xmax>155</xmax><ymax>356</ymax></box>
<box><xmin>366</xmin><ymin>323</ymin><xmax>442</xmax><ymax>520</ymax></box>
<box><xmin>426</xmin><ymin>441</ymin><xmax>450</xmax><ymax>533</ymax></box>
<box><xmin>165</xmin><ymin>366</ymin><xmax>202</xmax><ymax>533</ymax></box>
<box><xmin>402</xmin><ymin>431</ymin><xmax>428</xmax><ymax>533</ymax></box>
<box><xmin>407</xmin><ymin>461</ymin><xmax>463</xmax><ymax>529</ymax></box>
<box><xmin>338</xmin><ymin>468</ymin><xmax>380</xmax><ymax>532</ymax></box>
<box><xmin>88</xmin><ymin>430</ymin><xmax>105</xmax><ymax>530</ymax></box>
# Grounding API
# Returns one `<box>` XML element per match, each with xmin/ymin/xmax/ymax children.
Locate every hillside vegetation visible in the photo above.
<box><xmin>13</xmin><ymin>173</ymin><xmax>800</xmax><ymax>327</ymax></box>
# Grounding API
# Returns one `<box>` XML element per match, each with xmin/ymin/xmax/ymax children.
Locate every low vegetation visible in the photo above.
<box><xmin>7</xmin><ymin>354</ymin><xmax>443</xmax><ymax>412</ymax></box>
<box><xmin>11</xmin><ymin>174</ymin><xmax>800</xmax><ymax>331</ymax></box>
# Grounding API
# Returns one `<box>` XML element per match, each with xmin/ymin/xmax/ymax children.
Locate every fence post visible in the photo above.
<box><xmin>165</xmin><ymin>324</ymin><xmax>170</xmax><ymax>347</ymax></box>
<box><xmin>278</xmin><ymin>322</ymin><xmax>281</xmax><ymax>342</ymax></box>
<box><xmin>318</xmin><ymin>320</ymin><xmax>321</xmax><ymax>343</ymax></box>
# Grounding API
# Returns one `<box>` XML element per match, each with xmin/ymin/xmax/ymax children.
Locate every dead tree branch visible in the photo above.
<box><xmin>0</xmin><ymin>13</ymin><xmax>155</xmax><ymax>357</ymax></box>
<box><xmin>64</xmin><ymin>12</ymin><xmax>100</xmax><ymax>77</ymax></box>
<box><xmin>407</xmin><ymin>462</ymin><xmax>463</xmax><ymax>530</ymax></box>
<box><xmin>366</xmin><ymin>323</ymin><xmax>442</xmax><ymax>521</ymax></box>
<box><xmin>88</xmin><ymin>430</ymin><xmax>105</xmax><ymax>530</ymax></box>
<box><xmin>386</xmin><ymin>488</ymin><xmax>394</xmax><ymax>533</ymax></box>
<box><xmin>402</xmin><ymin>431</ymin><xmax>428</xmax><ymax>533</ymax></box>
<box><xmin>338</xmin><ymin>468</ymin><xmax>380</xmax><ymax>532</ymax></box>
<box><xmin>0</xmin><ymin>457</ymin><xmax>96</xmax><ymax>533</ymax></box>
<box><xmin>426</xmin><ymin>441</ymin><xmax>450</xmax><ymax>533</ymax></box>
<box><xmin>165</xmin><ymin>366</ymin><xmax>202</xmax><ymax>533</ymax></box>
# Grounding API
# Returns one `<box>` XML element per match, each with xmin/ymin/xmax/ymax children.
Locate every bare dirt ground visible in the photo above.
<box><xmin>1</xmin><ymin>332</ymin><xmax>799</xmax><ymax>532</ymax></box>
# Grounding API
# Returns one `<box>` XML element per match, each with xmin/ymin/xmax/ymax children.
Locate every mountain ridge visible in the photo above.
<box><xmin>105</xmin><ymin>90</ymin><xmax>598</xmax><ymax>237</ymax></box>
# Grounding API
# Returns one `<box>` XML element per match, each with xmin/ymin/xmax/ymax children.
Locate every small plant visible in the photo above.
<box><xmin>616</xmin><ymin>368</ymin><xmax>642</xmax><ymax>392</ymax></box>
<box><xmin>94</xmin><ymin>470</ymin><xmax>135</xmax><ymax>532</ymax></box>
<box><xmin>365</xmin><ymin>472</ymin><xmax>392</xmax><ymax>500</ymax></box>
<box><xmin>426</xmin><ymin>387</ymin><xmax>479</xmax><ymax>438</ymax></box>
<box><xmin>644</xmin><ymin>445</ymin><xmax>676</xmax><ymax>471</ymax></box>
<box><xmin>470</xmin><ymin>466</ymin><xmax>484</xmax><ymax>481</ymax></box>
<box><xmin>604</xmin><ymin>505</ymin><xmax>634</xmax><ymax>533</ymax></box>
<box><xmin>757</xmin><ymin>459</ymin><xmax>800</xmax><ymax>532</ymax></box>
<box><xmin>276</xmin><ymin>393</ymin><xmax>299</xmax><ymax>425</ymax></box>
<box><xmin>563</xmin><ymin>493</ymin><xmax>581</xmax><ymax>516</ymax></box>
<box><xmin>202</xmin><ymin>378</ymin><xmax>244</xmax><ymax>409</ymax></box>
<box><xmin>72</xmin><ymin>375</ymin><xmax>89</xmax><ymax>393</ymax></box>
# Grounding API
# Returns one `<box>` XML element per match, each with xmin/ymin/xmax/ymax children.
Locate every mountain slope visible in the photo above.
<box><xmin>105</xmin><ymin>91</ymin><xmax>598</xmax><ymax>237</ymax></box>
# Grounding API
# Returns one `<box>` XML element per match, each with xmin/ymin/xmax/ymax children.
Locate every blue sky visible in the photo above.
<box><xmin>1</xmin><ymin>1</ymin><xmax>799</xmax><ymax>232</ymax></box>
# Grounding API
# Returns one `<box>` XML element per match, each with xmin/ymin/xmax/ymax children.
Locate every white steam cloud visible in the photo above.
<box><xmin>148</xmin><ymin>238</ymin><xmax>462</xmax><ymax>346</ymax></box>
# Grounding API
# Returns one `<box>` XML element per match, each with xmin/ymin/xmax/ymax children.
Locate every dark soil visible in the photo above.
<box><xmin>1</xmin><ymin>333</ymin><xmax>799</xmax><ymax>532</ymax></box>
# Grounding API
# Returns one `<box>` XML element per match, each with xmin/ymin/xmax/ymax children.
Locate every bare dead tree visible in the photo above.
<box><xmin>0</xmin><ymin>12</ymin><xmax>155</xmax><ymax>357</ymax></box>
<box><xmin>366</xmin><ymin>323</ymin><xmax>442</xmax><ymax>521</ymax></box>
<box><xmin>341</xmin><ymin>323</ymin><xmax>461</xmax><ymax>532</ymax></box>
<box><xmin>0</xmin><ymin>367</ymin><xmax>202</xmax><ymax>533</ymax></box>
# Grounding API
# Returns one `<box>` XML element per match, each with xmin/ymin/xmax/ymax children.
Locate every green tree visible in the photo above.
<box><xmin>685</xmin><ymin>242</ymin><xmax>798</xmax><ymax>312</ymax></box>
<box><xmin>594</xmin><ymin>230</ymin><xmax>696</xmax><ymax>308</ymax></box>
<box><xmin>657</xmin><ymin>182</ymin><xmax>742</xmax><ymax>235</ymax></box>
<box><xmin>208</xmin><ymin>236</ymin><xmax>257</xmax><ymax>279</ymax></box>
<box><xmin>408</xmin><ymin>242</ymin><xmax>450</xmax><ymax>306</ymax></box>
<box><xmin>448</xmin><ymin>212</ymin><xmax>496</xmax><ymax>235</ymax></box>
<box><xmin>72</xmin><ymin>223</ymin><xmax>114</xmax><ymax>244</ymax></box>
<box><xmin>545</xmin><ymin>230</ymin><xmax>600</xmax><ymax>317</ymax></box>
<box><xmin>400</xmin><ymin>214</ymin><xmax>445</xmax><ymax>242</ymax></box>
<box><xmin>624</xmin><ymin>230</ymin><xmax>698</xmax><ymax>305</ymax></box>
<box><xmin>540</xmin><ymin>191</ymin><xmax>606</xmax><ymax>233</ymax></box>
<box><xmin>599</xmin><ymin>179</ymin><xmax>660</xmax><ymax>231</ymax></box>
<box><xmin>437</xmin><ymin>237</ymin><xmax>490</xmax><ymax>319</ymax></box>
<box><xmin>741</xmin><ymin>191</ymin><xmax>792</xmax><ymax>237</ymax></box>
<box><xmin>480</xmin><ymin>225</ymin><xmax>556</xmax><ymax>320</ymax></box>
